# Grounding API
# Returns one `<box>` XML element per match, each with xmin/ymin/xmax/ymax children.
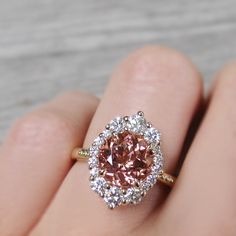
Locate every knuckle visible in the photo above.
<box><xmin>9</xmin><ymin>111</ymin><xmax>75</xmax><ymax>148</ymax></box>
<box><xmin>119</xmin><ymin>45</ymin><xmax>202</xmax><ymax>95</ymax></box>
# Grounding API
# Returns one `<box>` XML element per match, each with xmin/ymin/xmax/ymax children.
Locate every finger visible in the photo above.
<box><xmin>32</xmin><ymin>46</ymin><xmax>202</xmax><ymax>236</ymax></box>
<box><xmin>151</xmin><ymin>63</ymin><xmax>236</xmax><ymax>235</ymax></box>
<box><xmin>0</xmin><ymin>91</ymin><xmax>98</xmax><ymax>236</ymax></box>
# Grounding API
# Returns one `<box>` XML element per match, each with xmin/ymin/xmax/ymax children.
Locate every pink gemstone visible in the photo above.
<box><xmin>98</xmin><ymin>131</ymin><xmax>154</xmax><ymax>188</ymax></box>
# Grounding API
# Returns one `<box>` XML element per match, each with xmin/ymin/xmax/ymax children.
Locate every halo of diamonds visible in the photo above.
<box><xmin>88</xmin><ymin>111</ymin><xmax>163</xmax><ymax>209</ymax></box>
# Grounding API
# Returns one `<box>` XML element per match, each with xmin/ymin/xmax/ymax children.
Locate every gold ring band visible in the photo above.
<box><xmin>72</xmin><ymin>147</ymin><xmax>176</xmax><ymax>187</ymax></box>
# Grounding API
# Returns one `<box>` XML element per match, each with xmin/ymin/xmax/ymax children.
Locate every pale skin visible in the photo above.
<box><xmin>0</xmin><ymin>46</ymin><xmax>235</xmax><ymax>236</ymax></box>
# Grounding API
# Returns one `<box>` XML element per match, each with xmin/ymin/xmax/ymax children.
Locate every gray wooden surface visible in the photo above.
<box><xmin>0</xmin><ymin>0</ymin><xmax>236</xmax><ymax>142</ymax></box>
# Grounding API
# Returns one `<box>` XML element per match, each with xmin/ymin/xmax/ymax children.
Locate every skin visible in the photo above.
<box><xmin>0</xmin><ymin>46</ymin><xmax>235</xmax><ymax>236</ymax></box>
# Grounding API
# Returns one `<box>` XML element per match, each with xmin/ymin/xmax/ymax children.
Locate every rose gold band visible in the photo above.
<box><xmin>71</xmin><ymin>147</ymin><xmax>176</xmax><ymax>187</ymax></box>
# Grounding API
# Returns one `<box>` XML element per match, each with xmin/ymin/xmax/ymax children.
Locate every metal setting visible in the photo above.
<box><xmin>72</xmin><ymin>111</ymin><xmax>176</xmax><ymax>209</ymax></box>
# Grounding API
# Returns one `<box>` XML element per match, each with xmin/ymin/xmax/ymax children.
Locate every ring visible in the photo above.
<box><xmin>72</xmin><ymin>111</ymin><xmax>176</xmax><ymax>209</ymax></box>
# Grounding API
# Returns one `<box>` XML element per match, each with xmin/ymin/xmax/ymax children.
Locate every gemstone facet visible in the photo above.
<box><xmin>99</xmin><ymin>131</ymin><xmax>154</xmax><ymax>188</ymax></box>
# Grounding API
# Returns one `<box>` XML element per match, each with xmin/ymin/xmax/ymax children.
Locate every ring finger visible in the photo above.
<box><xmin>31</xmin><ymin>46</ymin><xmax>202</xmax><ymax>236</ymax></box>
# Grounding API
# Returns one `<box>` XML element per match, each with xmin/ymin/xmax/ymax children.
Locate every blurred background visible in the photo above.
<box><xmin>0</xmin><ymin>0</ymin><xmax>236</xmax><ymax>142</ymax></box>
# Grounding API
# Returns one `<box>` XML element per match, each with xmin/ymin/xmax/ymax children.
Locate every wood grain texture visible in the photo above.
<box><xmin>0</xmin><ymin>0</ymin><xmax>236</xmax><ymax>142</ymax></box>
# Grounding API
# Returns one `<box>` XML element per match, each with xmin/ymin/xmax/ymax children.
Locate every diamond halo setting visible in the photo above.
<box><xmin>88</xmin><ymin>111</ymin><xmax>163</xmax><ymax>209</ymax></box>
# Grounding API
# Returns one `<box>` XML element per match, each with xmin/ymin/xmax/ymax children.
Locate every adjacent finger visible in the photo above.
<box><xmin>32</xmin><ymin>46</ymin><xmax>202</xmax><ymax>236</ymax></box>
<box><xmin>151</xmin><ymin>63</ymin><xmax>236</xmax><ymax>236</ymax></box>
<box><xmin>0</xmin><ymin>91</ymin><xmax>98</xmax><ymax>236</ymax></box>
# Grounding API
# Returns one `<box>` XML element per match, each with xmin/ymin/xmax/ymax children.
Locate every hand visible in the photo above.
<box><xmin>0</xmin><ymin>46</ymin><xmax>235</xmax><ymax>236</ymax></box>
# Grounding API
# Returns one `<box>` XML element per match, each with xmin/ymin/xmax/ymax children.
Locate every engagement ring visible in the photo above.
<box><xmin>72</xmin><ymin>111</ymin><xmax>176</xmax><ymax>209</ymax></box>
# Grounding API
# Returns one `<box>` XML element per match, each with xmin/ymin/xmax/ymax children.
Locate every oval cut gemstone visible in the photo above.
<box><xmin>98</xmin><ymin>131</ymin><xmax>154</xmax><ymax>188</ymax></box>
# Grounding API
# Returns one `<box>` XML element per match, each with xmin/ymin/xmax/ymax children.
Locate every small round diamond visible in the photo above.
<box><xmin>124</xmin><ymin>188</ymin><xmax>143</xmax><ymax>204</ymax></box>
<box><xmin>152</xmin><ymin>163</ymin><xmax>162</xmax><ymax>174</ymax></box>
<box><xmin>90</xmin><ymin>177</ymin><xmax>106</xmax><ymax>196</ymax></box>
<box><xmin>90</xmin><ymin>146</ymin><xmax>99</xmax><ymax>156</ymax></box>
<box><xmin>109</xmin><ymin>117</ymin><xmax>124</xmax><ymax>133</ymax></box>
<box><xmin>93</xmin><ymin>136</ymin><xmax>104</xmax><ymax>146</ymax></box>
<box><xmin>141</xmin><ymin>181</ymin><xmax>152</xmax><ymax>192</ymax></box>
<box><xmin>144</xmin><ymin>127</ymin><xmax>161</xmax><ymax>143</ymax></box>
<box><xmin>104</xmin><ymin>187</ymin><xmax>122</xmax><ymax>209</ymax></box>
<box><xmin>127</xmin><ymin>114</ymin><xmax>147</xmax><ymax>133</ymax></box>
<box><xmin>90</xmin><ymin>167</ymin><xmax>99</xmax><ymax>178</ymax></box>
<box><xmin>102</xmin><ymin>129</ymin><xmax>112</xmax><ymax>138</ymax></box>
<box><xmin>150</xmin><ymin>143</ymin><xmax>160</xmax><ymax>155</ymax></box>
<box><xmin>153</xmin><ymin>154</ymin><xmax>163</xmax><ymax>165</ymax></box>
<box><xmin>88</xmin><ymin>156</ymin><xmax>98</xmax><ymax>168</ymax></box>
<box><xmin>146</xmin><ymin>174</ymin><xmax>157</xmax><ymax>186</ymax></box>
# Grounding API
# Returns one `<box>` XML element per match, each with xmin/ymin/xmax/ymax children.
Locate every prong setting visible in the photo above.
<box><xmin>124</xmin><ymin>116</ymin><xmax>129</xmax><ymax>122</ymax></box>
<box><xmin>99</xmin><ymin>170</ymin><xmax>105</xmax><ymax>176</ymax></box>
<box><xmin>89</xmin><ymin>175</ymin><xmax>95</xmax><ymax>181</ymax></box>
<box><xmin>137</xmin><ymin>111</ymin><xmax>144</xmax><ymax>117</ymax></box>
<box><xmin>88</xmin><ymin>112</ymin><xmax>163</xmax><ymax>209</ymax></box>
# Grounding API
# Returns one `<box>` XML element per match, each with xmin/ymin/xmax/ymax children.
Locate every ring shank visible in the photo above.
<box><xmin>72</xmin><ymin>147</ymin><xmax>176</xmax><ymax>187</ymax></box>
<box><xmin>157</xmin><ymin>171</ymin><xmax>176</xmax><ymax>187</ymax></box>
<box><xmin>72</xmin><ymin>147</ymin><xmax>89</xmax><ymax>161</ymax></box>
